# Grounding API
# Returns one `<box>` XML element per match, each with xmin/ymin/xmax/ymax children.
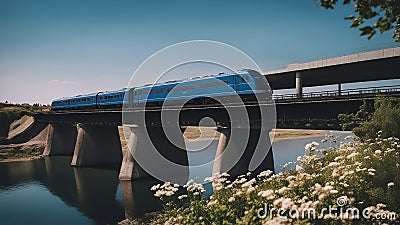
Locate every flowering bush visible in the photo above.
<box><xmin>151</xmin><ymin>133</ymin><xmax>400</xmax><ymax>224</ymax></box>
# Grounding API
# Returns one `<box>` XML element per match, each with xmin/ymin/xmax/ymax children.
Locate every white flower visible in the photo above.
<box><xmin>207</xmin><ymin>200</ymin><xmax>218</xmax><ymax>206</ymax></box>
<box><xmin>375</xmin><ymin>150</ymin><xmax>382</xmax><ymax>155</ymax></box>
<box><xmin>246</xmin><ymin>187</ymin><xmax>256</xmax><ymax>194</ymax></box>
<box><xmin>346</xmin><ymin>152</ymin><xmax>359</xmax><ymax>159</ymax></box>
<box><xmin>258</xmin><ymin>170</ymin><xmax>273</xmax><ymax>178</ymax></box>
<box><xmin>258</xmin><ymin>190</ymin><xmax>275</xmax><ymax>200</ymax></box>
<box><xmin>235</xmin><ymin>191</ymin><xmax>243</xmax><ymax>196</ymax></box>
<box><xmin>334</xmin><ymin>156</ymin><xmax>343</xmax><ymax>161</ymax></box>
<box><xmin>328</xmin><ymin>162</ymin><xmax>340</xmax><ymax>167</ymax></box>
<box><xmin>296</xmin><ymin>165</ymin><xmax>303</xmax><ymax>172</ymax></box>
<box><xmin>215</xmin><ymin>186</ymin><xmax>223</xmax><ymax>191</ymax></box>
<box><xmin>330</xmin><ymin>190</ymin><xmax>339</xmax><ymax>194</ymax></box>
<box><xmin>278</xmin><ymin>187</ymin><xmax>288</xmax><ymax>194</ymax></box>
<box><xmin>178</xmin><ymin>194</ymin><xmax>187</xmax><ymax>199</ymax></box>
<box><xmin>377</xmin><ymin>203</ymin><xmax>386</xmax><ymax>209</ymax></box>
<box><xmin>281</xmin><ymin>198</ymin><xmax>293</xmax><ymax>209</ymax></box>
<box><xmin>228</xmin><ymin>197</ymin><xmax>235</xmax><ymax>202</ymax></box>
<box><xmin>387</xmin><ymin>182</ymin><xmax>395</xmax><ymax>187</ymax></box>
<box><xmin>305</xmin><ymin>141</ymin><xmax>319</xmax><ymax>150</ymax></box>
<box><xmin>151</xmin><ymin>184</ymin><xmax>160</xmax><ymax>191</ymax></box>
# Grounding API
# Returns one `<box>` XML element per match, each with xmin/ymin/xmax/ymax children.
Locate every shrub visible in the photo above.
<box><xmin>339</xmin><ymin>97</ymin><xmax>400</xmax><ymax>140</ymax></box>
<box><xmin>152</xmin><ymin>135</ymin><xmax>400</xmax><ymax>224</ymax></box>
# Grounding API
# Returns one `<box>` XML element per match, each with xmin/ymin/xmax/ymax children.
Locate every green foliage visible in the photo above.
<box><xmin>354</xmin><ymin>97</ymin><xmax>400</xmax><ymax>139</ymax></box>
<box><xmin>152</xmin><ymin>136</ymin><xmax>400</xmax><ymax>224</ymax></box>
<box><xmin>318</xmin><ymin>0</ymin><xmax>400</xmax><ymax>42</ymax></box>
<box><xmin>338</xmin><ymin>100</ymin><xmax>374</xmax><ymax>131</ymax></box>
<box><xmin>339</xmin><ymin>97</ymin><xmax>400</xmax><ymax>139</ymax></box>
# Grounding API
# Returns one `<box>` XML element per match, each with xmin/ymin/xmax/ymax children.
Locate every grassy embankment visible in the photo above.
<box><xmin>0</xmin><ymin>103</ymin><xmax>49</xmax><ymax>161</ymax></box>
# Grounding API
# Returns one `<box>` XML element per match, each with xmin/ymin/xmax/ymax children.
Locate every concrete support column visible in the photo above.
<box><xmin>296</xmin><ymin>71</ymin><xmax>303</xmax><ymax>98</ymax></box>
<box><xmin>43</xmin><ymin>123</ymin><xmax>77</xmax><ymax>156</ymax></box>
<box><xmin>212</xmin><ymin>127</ymin><xmax>230</xmax><ymax>176</ymax></box>
<box><xmin>212</xmin><ymin>127</ymin><xmax>274</xmax><ymax>179</ymax></box>
<box><xmin>338</xmin><ymin>83</ymin><xmax>342</xmax><ymax>95</ymax></box>
<box><xmin>71</xmin><ymin>124</ymin><xmax>122</xmax><ymax>167</ymax></box>
<box><xmin>119</xmin><ymin>125</ymin><xmax>189</xmax><ymax>184</ymax></box>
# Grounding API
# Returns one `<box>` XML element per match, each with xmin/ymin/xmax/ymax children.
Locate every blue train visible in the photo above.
<box><xmin>51</xmin><ymin>70</ymin><xmax>270</xmax><ymax>110</ymax></box>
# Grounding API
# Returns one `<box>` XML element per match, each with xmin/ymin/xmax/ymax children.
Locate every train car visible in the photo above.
<box><xmin>51</xmin><ymin>93</ymin><xmax>98</xmax><ymax>110</ymax></box>
<box><xmin>132</xmin><ymin>70</ymin><xmax>269</xmax><ymax>107</ymax></box>
<box><xmin>97</xmin><ymin>89</ymin><xmax>127</xmax><ymax>108</ymax></box>
<box><xmin>51</xmin><ymin>98</ymin><xmax>70</xmax><ymax>110</ymax></box>
<box><xmin>68</xmin><ymin>93</ymin><xmax>98</xmax><ymax>109</ymax></box>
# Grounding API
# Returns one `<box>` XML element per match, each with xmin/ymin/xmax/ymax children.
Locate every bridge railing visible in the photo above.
<box><xmin>272</xmin><ymin>85</ymin><xmax>400</xmax><ymax>100</ymax></box>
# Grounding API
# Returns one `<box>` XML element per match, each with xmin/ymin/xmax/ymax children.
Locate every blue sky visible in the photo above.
<box><xmin>0</xmin><ymin>0</ymin><xmax>398</xmax><ymax>104</ymax></box>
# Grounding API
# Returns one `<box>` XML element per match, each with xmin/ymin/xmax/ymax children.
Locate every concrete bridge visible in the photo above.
<box><xmin>265</xmin><ymin>47</ymin><xmax>400</xmax><ymax>97</ymax></box>
<box><xmin>34</xmin><ymin>104</ymin><xmax>276</xmax><ymax>184</ymax></box>
<box><xmin>28</xmin><ymin>47</ymin><xmax>400</xmax><ymax>183</ymax></box>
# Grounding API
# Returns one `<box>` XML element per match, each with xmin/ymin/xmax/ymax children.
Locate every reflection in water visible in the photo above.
<box><xmin>0</xmin><ymin>131</ymin><xmax>353</xmax><ymax>224</ymax></box>
<box><xmin>120</xmin><ymin>180</ymin><xmax>162</xmax><ymax>220</ymax></box>
<box><xmin>0</xmin><ymin>156</ymin><xmax>160</xmax><ymax>225</ymax></box>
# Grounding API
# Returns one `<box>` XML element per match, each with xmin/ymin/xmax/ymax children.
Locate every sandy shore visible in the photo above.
<box><xmin>182</xmin><ymin>126</ymin><xmax>328</xmax><ymax>142</ymax></box>
<box><xmin>271</xmin><ymin>129</ymin><xmax>328</xmax><ymax>142</ymax></box>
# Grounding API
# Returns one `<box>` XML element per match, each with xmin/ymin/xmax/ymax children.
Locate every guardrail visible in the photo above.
<box><xmin>272</xmin><ymin>85</ymin><xmax>400</xmax><ymax>100</ymax></box>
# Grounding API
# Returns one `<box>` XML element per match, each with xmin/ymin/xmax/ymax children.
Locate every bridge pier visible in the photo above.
<box><xmin>296</xmin><ymin>71</ymin><xmax>303</xmax><ymax>98</ymax></box>
<box><xmin>212</xmin><ymin>127</ymin><xmax>274</xmax><ymax>179</ymax></box>
<box><xmin>71</xmin><ymin>124</ymin><xmax>122</xmax><ymax>167</ymax></box>
<box><xmin>43</xmin><ymin>123</ymin><xmax>77</xmax><ymax>156</ymax></box>
<box><xmin>119</xmin><ymin>125</ymin><xmax>189</xmax><ymax>184</ymax></box>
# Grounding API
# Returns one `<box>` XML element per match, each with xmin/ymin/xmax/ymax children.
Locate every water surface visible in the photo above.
<box><xmin>0</xmin><ymin>131</ymin><xmax>353</xmax><ymax>224</ymax></box>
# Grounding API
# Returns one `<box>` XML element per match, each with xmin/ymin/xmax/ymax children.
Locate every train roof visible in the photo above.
<box><xmin>136</xmin><ymin>70</ymin><xmax>249</xmax><ymax>89</ymax></box>
<box><xmin>52</xmin><ymin>88</ymin><xmax>128</xmax><ymax>101</ymax></box>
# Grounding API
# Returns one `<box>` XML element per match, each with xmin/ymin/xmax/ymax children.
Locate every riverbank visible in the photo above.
<box><xmin>0</xmin><ymin>135</ymin><xmax>47</xmax><ymax>162</ymax></box>
<box><xmin>0</xmin><ymin>118</ymin><xmax>48</xmax><ymax>162</ymax></box>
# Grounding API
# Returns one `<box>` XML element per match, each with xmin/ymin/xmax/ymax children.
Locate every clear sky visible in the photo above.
<box><xmin>0</xmin><ymin>0</ymin><xmax>398</xmax><ymax>104</ymax></box>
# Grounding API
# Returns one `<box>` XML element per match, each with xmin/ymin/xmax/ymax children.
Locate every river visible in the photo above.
<box><xmin>0</xmin><ymin>131</ymin><xmax>353</xmax><ymax>224</ymax></box>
